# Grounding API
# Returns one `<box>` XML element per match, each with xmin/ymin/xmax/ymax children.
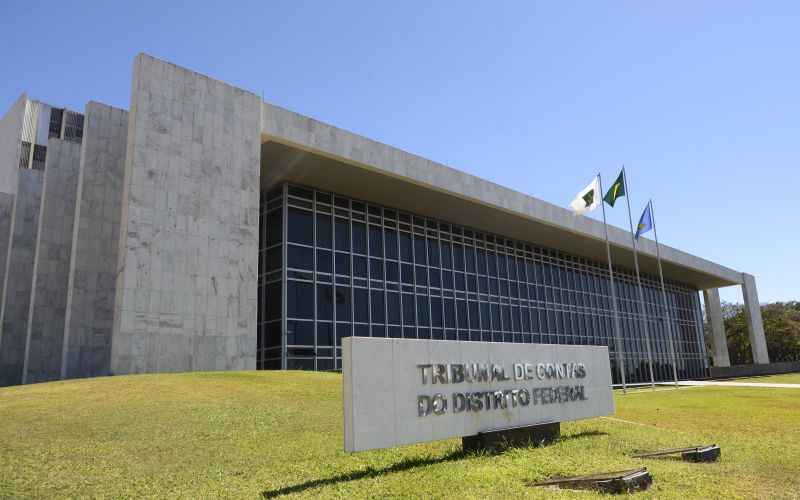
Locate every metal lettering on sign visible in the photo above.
<box><xmin>343</xmin><ymin>337</ymin><xmax>614</xmax><ymax>452</ymax></box>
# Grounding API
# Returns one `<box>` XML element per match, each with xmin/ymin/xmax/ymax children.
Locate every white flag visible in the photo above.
<box><xmin>570</xmin><ymin>176</ymin><xmax>601</xmax><ymax>215</ymax></box>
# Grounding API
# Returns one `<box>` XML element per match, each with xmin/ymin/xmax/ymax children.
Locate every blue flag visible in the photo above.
<box><xmin>635</xmin><ymin>203</ymin><xmax>653</xmax><ymax>240</ymax></box>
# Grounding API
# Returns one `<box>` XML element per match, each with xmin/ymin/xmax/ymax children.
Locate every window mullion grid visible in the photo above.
<box><xmin>530</xmin><ymin>251</ymin><xmax>538</xmax><ymax>342</ymax></box>
<box><xmin>425</xmin><ymin>224</ymin><xmax>433</xmax><ymax>339</ymax></box>
<box><xmin>382</xmin><ymin>208</ymin><xmax>388</xmax><ymax>338</ymax></box>
<box><xmin>530</xmin><ymin>249</ymin><xmax>539</xmax><ymax>342</ymax></box>
<box><xmin>472</xmin><ymin>238</ymin><xmax>482</xmax><ymax>341</ymax></box>
<box><xmin>281</xmin><ymin>183</ymin><xmax>288</xmax><ymax>370</ymax></box>
<box><xmin>545</xmin><ymin>255</ymin><xmax>554</xmax><ymax>343</ymax></box>
<box><xmin>365</xmin><ymin>207</ymin><xmax>372</xmax><ymax>336</ymax></box>
<box><xmin>397</xmin><ymin>218</ymin><xmax>404</xmax><ymax>334</ymax></box>
<box><xmin>457</xmin><ymin>232</ymin><xmax>468</xmax><ymax>341</ymax></box>
<box><xmin>257</xmin><ymin>195</ymin><xmax>263</xmax><ymax>368</ymax></box>
<box><xmin>329</xmin><ymin>193</ymin><xmax>337</xmax><ymax>369</ymax></box>
<box><xmin>509</xmin><ymin>244</ymin><xmax>517</xmax><ymax>339</ymax></box>
<box><xmin>493</xmin><ymin>243</ymin><xmax>501</xmax><ymax>339</ymax></box>
<box><xmin>468</xmin><ymin>236</ymin><xmax>476</xmax><ymax>341</ymax></box>
<box><xmin>484</xmin><ymin>239</ymin><xmax>494</xmax><ymax>339</ymax></box>
<box><xmin>436</xmin><ymin>225</ymin><xmax>445</xmax><ymax>339</ymax></box>
<box><xmin>555</xmin><ymin>260</ymin><xmax>562</xmax><ymax>344</ymax></box>
<box><xmin>565</xmin><ymin>259</ymin><xmax>574</xmax><ymax>344</ymax></box>
<box><xmin>587</xmin><ymin>265</ymin><xmax>594</xmax><ymax>345</ymax></box>
<box><xmin>499</xmin><ymin>244</ymin><xmax>508</xmax><ymax>336</ymax></box>
<box><xmin>511</xmin><ymin>248</ymin><xmax>520</xmax><ymax>335</ymax></box>
<box><xmin>349</xmin><ymin>202</ymin><xmax>355</xmax><ymax>341</ymax></box>
<box><xmin>411</xmin><ymin>223</ymin><xmax>419</xmax><ymax>338</ymax></box>
<box><xmin>520</xmin><ymin>248</ymin><xmax>531</xmax><ymax>343</ymax></box>
<box><xmin>446</xmin><ymin>228</ymin><xmax>454</xmax><ymax>339</ymax></box>
<box><xmin>312</xmin><ymin>192</ymin><xmax>318</xmax><ymax>371</ymax></box>
<box><xmin>273</xmin><ymin>183</ymin><xmax>706</xmax><ymax>381</ymax></box>
<box><xmin>446</xmin><ymin>236</ymin><xmax>458</xmax><ymax>338</ymax></box>
<box><xmin>498</xmin><ymin>244</ymin><xmax>514</xmax><ymax>342</ymax></box>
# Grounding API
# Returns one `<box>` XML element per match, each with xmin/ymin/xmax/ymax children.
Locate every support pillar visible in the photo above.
<box><xmin>702</xmin><ymin>289</ymin><xmax>730</xmax><ymax>367</ymax></box>
<box><xmin>741</xmin><ymin>273</ymin><xmax>769</xmax><ymax>365</ymax></box>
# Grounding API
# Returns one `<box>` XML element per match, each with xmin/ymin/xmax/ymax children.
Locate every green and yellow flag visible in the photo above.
<box><xmin>603</xmin><ymin>171</ymin><xmax>625</xmax><ymax>207</ymax></box>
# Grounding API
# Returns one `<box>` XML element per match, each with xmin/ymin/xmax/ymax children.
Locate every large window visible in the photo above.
<box><xmin>49</xmin><ymin>108</ymin><xmax>64</xmax><ymax>139</ymax></box>
<box><xmin>63</xmin><ymin>111</ymin><xmax>84</xmax><ymax>143</ymax></box>
<box><xmin>31</xmin><ymin>145</ymin><xmax>47</xmax><ymax>171</ymax></box>
<box><xmin>258</xmin><ymin>183</ymin><xmax>708</xmax><ymax>382</ymax></box>
<box><xmin>257</xmin><ymin>187</ymin><xmax>284</xmax><ymax>369</ymax></box>
<box><xmin>19</xmin><ymin>141</ymin><xmax>31</xmax><ymax>168</ymax></box>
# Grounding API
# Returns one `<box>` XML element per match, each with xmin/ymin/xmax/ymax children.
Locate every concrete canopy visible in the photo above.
<box><xmin>260</xmin><ymin>102</ymin><xmax>740</xmax><ymax>291</ymax></box>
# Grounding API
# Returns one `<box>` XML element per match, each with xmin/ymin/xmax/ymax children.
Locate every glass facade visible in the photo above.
<box><xmin>258</xmin><ymin>183</ymin><xmax>708</xmax><ymax>383</ymax></box>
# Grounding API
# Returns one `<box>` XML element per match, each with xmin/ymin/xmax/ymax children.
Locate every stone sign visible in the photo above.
<box><xmin>343</xmin><ymin>337</ymin><xmax>614</xmax><ymax>452</ymax></box>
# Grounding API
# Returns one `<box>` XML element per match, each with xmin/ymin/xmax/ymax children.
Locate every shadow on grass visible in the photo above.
<box><xmin>262</xmin><ymin>430</ymin><xmax>608</xmax><ymax>497</ymax></box>
<box><xmin>261</xmin><ymin>449</ymin><xmax>469</xmax><ymax>498</ymax></box>
<box><xmin>558</xmin><ymin>430</ymin><xmax>608</xmax><ymax>443</ymax></box>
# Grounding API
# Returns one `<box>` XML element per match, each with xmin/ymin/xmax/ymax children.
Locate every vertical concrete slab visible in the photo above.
<box><xmin>741</xmin><ymin>273</ymin><xmax>769</xmax><ymax>365</ymax></box>
<box><xmin>23</xmin><ymin>139</ymin><xmax>81</xmax><ymax>384</ymax></box>
<box><xmin>62</xmin><ymin>103</ymin><xmax>128</xmax><ymax>379</ymax></box>
<box><xmin>0</xmin><ymin>94</ymin><xmax>27</xmax><ymax>195</ymax></box>
<box><xmin>0</xmin><ymin>169</ymin><xmax>43</xmax><ymax>386</ymax></box>
<box><xmin>111</xmin><ymin>54</ymin><xmax>260</xmax><ymax>374</ymax></box>
<box><xmin>702</xmin><ymin>288</ymin><xmax>730</xmax><ymax>368</ymax></box>
<box><xmin>0</xmin><ymin>193</ymin><xmax>13</xmax><ymax>312</ymax></box>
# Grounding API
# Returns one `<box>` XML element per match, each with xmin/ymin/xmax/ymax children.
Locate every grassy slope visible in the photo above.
<box><xmin>1</xmin><ymin>372</ymin><xmax>798</xmax><ymax>499</ymax></box>
<box><xmin>716</xmin><ymin>373</ymin><xmax>800</xmax><ymax>384</ymax></box>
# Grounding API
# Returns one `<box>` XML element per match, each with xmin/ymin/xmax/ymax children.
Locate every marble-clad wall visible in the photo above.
<box><xmin>24</xmin><ymin>139</ymin><xmax>81</xmax><ymax>383</ymax></box>
<box><xmin>0</xmin><ymin>169</ymin><xmax>43</xmax><ymax>386</ymax></box>
<box><xmin>62</xmin><ymin>103</ymin><xmax>128</xmax><ymax>379</ymax></box>
<box><xmin>111</xmin><ymin>54</ymin><xmax>260</xmax><ymax>374</ymax></box>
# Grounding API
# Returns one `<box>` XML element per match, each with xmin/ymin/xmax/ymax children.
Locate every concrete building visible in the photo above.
<box><xmin>0</xmin><ymin>53</ymin><xmax>769</xmax><ymax>386</ymax></box>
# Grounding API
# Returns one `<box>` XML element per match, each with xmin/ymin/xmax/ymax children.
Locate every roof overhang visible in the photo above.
<box><xmin>260</xmin><ymin>102</ymin><xmax>742</xmax><ymax>290</ymax></box>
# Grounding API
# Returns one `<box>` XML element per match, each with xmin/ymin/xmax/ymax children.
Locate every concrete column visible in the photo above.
<box><xmin>23</xmin><ymin>139</ymin><xmax>81</xmax><ymax>384</ymax></box>
<box><xmin>0</xmin><ymin>169</ymin><xmax>43</xmax><ymax>386</ymax></box>
<box><xmin>702</xmin><ymin>288</ymin><xmax>730</xmax><ymax>367</ymax></box>
<box><xmin>62</xmin><ymin>102</ymin><xmax>128</xmax><ymax>380</ymax></box>
<box><xmin>741</xmin><ymin>273</ymin><xmax>770</xmax><ymax>364</ymax></box>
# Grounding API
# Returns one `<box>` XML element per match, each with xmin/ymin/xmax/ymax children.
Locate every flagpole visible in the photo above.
<box><xmin>648</xmin><ymin>200</ymin><xmax>680</xmax><ymax>388</ymax></box>
<box><xmin>597</xmin><ymin>173</ymin><xmax>627</xmax><ymax>393</ymax></box>
<box><xmin>621</xmin><ymin>166</ymin><xmax>656</xmax><ymax>390</ymax></box>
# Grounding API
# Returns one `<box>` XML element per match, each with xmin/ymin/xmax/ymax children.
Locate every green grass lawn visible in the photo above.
<box><xmin>1</xmin><ymin>372</ymin><xmax>799</xmax><ymax>499</ymax></box>
<box><xmin>716</xmin><ymin>373</ymin><xmax>800</xmax><ymax>384</ymax></box>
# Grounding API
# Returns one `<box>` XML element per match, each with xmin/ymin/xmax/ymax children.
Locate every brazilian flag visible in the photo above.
<box><xmin>603</xmin><ymin>171</ymin><xmax>625</xmax><ymax>207</ymax></box>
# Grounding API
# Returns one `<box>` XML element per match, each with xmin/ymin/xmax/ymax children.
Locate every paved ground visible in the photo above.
<box><xmin>664</xmin><ymin>380</ymin><xmax>800</xmax><ymax>389</ymax></box>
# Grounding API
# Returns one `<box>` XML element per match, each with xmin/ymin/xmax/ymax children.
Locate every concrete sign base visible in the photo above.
<box><xmin>462</xmin><ymin>422</ymin><xmax>560</xmax><ymax>453</ymax></box>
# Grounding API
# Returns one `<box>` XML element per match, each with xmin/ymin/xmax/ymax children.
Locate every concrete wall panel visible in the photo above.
<box><xmin>0</xmin><ymin>169</ymin><xmax>43</xmax><ymax>386</ymax></box>
<box><xmin>111</xmin><ymin>54</ymin><xmax>260</xmax><ymax>374</ymax></box>
<box><xmin>62</xmin><ymin>103</ymin><xmax>128</xmax><ymax>379</ymax></box>
<box><xmin>23</xmin><ymin>139</ymin><xmax>81</xmax><ymax>383</ymax></box>
<box><xmin>0</xmin><ymin>94</ymin><xmax>26</xmax><ymax>195</ymax></box>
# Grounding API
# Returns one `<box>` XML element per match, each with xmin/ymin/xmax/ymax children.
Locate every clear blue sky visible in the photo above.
<box><xmin>2</xmin><ymin>1</ymin><xmax>796</xmax><ymax>303</ymax></box>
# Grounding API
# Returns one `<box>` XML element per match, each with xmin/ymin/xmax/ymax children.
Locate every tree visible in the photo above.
<box><xmin>708</xmin><ymin>301</ymin><xmax>800</xmax><ymax>365</ymax></box>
